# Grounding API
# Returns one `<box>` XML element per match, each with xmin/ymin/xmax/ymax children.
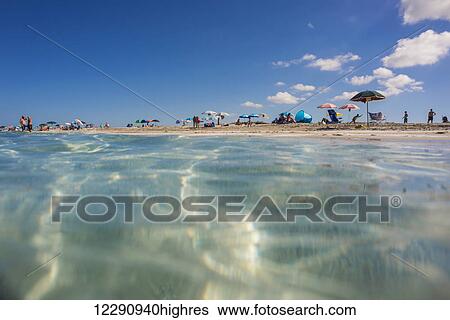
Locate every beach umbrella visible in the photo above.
<box><xmin>339</xmin><ymin>104</ymin><xmax>360</xmax><ymax>111</ymax></box>
<box><xmin>150</xmin><ymin>119</ymin><xmax>160</xmax><ymax>123</ymax></box>
<box><xmin>249</xmin><ymin>113</ymin><xmax>260</xmax><ymax>118</ymax></box>
<box><xmin>339</xmin><ymin>104</ymin><xmax>360</xmax><ymax>122</ymax></box>
<box><xmin>239</xmin><ymin>114</ymin><xmax>250</xmax><ymax>119</ymax></box>
<box><xmin>46</xmin><ymin>121</ymin><xmax>57</xmax><ymax>125</ymax></box>
<box><xmin>350</xmin><ymin>91</ymin><xmax>385</xmax><ymax>126</ymax></box>
<box><xmin>202</xmin><ymin>110</ymin><xmax>217</xmax><ymax>116</ymax></box>
<box><xmin>216</xmin><ymin>112</ymin><xmax>230</xmax><ymax>125</ymax></box>
<box><xmin>317</xmin><ymin>103</ymin><xmax>337</xmax><ymax>109</ymax></box>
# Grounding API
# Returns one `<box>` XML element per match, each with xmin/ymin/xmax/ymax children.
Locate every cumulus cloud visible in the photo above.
<box><xmin>273</xmin><ymin>52</ymin><xmax>360</xmax><ymax>71</ymax></box>
<box><xmin>377</xmin><ymin>74</ymin><xmax>423</xmax><ymax>97</ymax></box>
<box><xmin>382</xmin><ymin>30</ymin><xmax>450</xmax><ymax>68</ymax></box>
<box><xmin>401</xmin><ymin>0</ymin><xmax>450</xmax><ymax>24</ymax></box>
<box><xmin>348</xmin><ymin>67</ymin><xmax>394</xmax><ymax>85</ymax></box>
<box><xmin>348</xmin><ymin>75</ymin><xmax>375</xmax><ymax>86</ymax></box>
<box><xmin>347</xmin><ymin>66</ymin><xmax>423</xmax><ymax>97</ymax></box>
<box><xmin>307</xmin><ymin>22</ymin><xmax>315</xmax><ymax>29</ymax></box>
<box><xmin>272</xmin><ymin>54</ymin><xmax>316</xmax><ymax>68</ymax></box>
<box><xmin>332</xmin><ymin>91</ymin><xmax>359</xmax><ymax>101</ymax></box>
<box><xmin>241</xmin><ymin>101</ymin><xmax>263</xmax><ymax>108</ymax></box>
<box><xmin>308</xmin><ymin>53</ymin><xmax>360</xmax><ymax>71</ymax></box>
<box><xmin>275</xmin><ymin>81</ymin><xmax>286</xmax><ymax>87</ymax></box>
<box><xmin>267</xmin><ymin>92</ymin><xmax>299</xmax><ymax>104</ymax></box>
<box><xmin>302</xmin><ymin>53</ymin><xmax>317</xmax><ymax>61</ymax></box>
<box><xmin>291</xmin><ymin>83</ymin><xmax>316</xmax><ymax>91</ymax></box>
<box><xmin>373</xmin><ymin>67</ymin><xmax>394</xmax><ymax>78</ymax></box>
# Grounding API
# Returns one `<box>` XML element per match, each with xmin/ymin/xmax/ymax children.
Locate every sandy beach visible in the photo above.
<box><xmin>62</xmin><ymin>123</ymin><xmax>450</xmax><ymax>140</ymax></box>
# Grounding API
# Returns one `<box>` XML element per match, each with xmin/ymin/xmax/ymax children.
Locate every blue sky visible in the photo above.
<box><xmin>1</xmin><ymin>0</ymin><xmax>449</xmax><ymax>126</ymax></box>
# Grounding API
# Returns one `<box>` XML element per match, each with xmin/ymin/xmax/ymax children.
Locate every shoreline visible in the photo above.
<box><xmin>39</xmin><ymin>123</ymin><xmax>450</xmax><ymax>141</ymax></box>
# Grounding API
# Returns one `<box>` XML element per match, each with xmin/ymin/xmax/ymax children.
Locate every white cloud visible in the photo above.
<box><xmin>401</xmin><ymin>0</ymin><xmax>450</xmax><ymax>24</ymax></box>
<box><xmin>302</xmin><ymin>53</ymin><xmax>317</xmax><ymax>61</ymax></box>
<box><xmin>308</xmin><ymin>53</ymin><xmax>360</xmax><ymax>71</ymax></box>
<box><xmin>377</xmin><ymin>74</ymin><xmax>423</xmax><ymax>97</ymax></box>
<box><xmin>291</xmin><ymin>83</ymin><xmax>316</xmax><ymax>91</ymax></box>
<box><xmin>307</xmin><ymin>22</ymin><xmax>315</xmax><ymax>29</ymax></box>
<box><xmin>373</xmin><ymin>67</ymin><xmax>394</xmax><ymax>78</ymax></box>
<box><xmin>241</xmin><ymin>101</ymin><xmax>263</xmax><ymax>108</ymax></box>
<box><xmin>271</xmin><ymin>53</ymin><xmax>315</xmax><ymax>68</ymax></box>
<box><xmin>275</xmin><ymin>81</ymin><xmax>286</xmax><ymax>87</ymax></box>
<box><xmin>267</xmin><ymin>92</ymin><xmax>299</xmax><ymax>104</ymax></box>
<box><xmin>332</xmin><ymin>91</ymin><xmax>359</xmax><ymax>101</ymax></box>
<box><xmin>348</xmin><ymin>67</ymin><xmax>394</xmax><ymax>85</ymax></box>
<box><xmin>348</xmin><ymin>75</ymin><xmax>375</xmax><ymax>86</ymax></box>
<box><xmin>382</xmin><ymin>30</ymin><xmax>450</xmax><ymax>68</ymax></box>
<box><xmin>272</xmin><ymin>52</ymin><xmax>359</xmax><ymax>71</ymax></box>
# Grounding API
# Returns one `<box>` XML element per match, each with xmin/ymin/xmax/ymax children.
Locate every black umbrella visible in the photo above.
<box><xmin>350</xmin><ymin>90</ymin><xmax>385</xmax><ymax>126</ymax></box>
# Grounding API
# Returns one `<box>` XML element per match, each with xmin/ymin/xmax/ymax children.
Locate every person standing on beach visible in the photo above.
<box><xmin>19</xmin><ymin>116</ymin><xmax>26</xmax><ymax>131</ymax></box>
<box><xmin>27</xmin><ymin>116</ymin><xmax>33</xmax><ymax>132</ymax></box>
<box><xmin>403</xmin><ymin>111</ymin><xmax>408</xmax><ymax>124</ymax></box>
<box><xmin>427</xmin><ymin>109</ymin><xmax>436</xmax><ymax>124</ymax></box>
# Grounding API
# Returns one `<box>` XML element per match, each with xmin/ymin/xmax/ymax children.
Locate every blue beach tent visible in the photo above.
<box><xmin>295</xmin><ymin>110</ymin><xmax>313</xmax><ymax>123</ymax></box>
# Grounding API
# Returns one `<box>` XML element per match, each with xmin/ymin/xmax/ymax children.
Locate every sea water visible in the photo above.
<box><xmin>0</xmin><ymin>133</ymin><xmax>449</xmax><ymax>299</ymax></box>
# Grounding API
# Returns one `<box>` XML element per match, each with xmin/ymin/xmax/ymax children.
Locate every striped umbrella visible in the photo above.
<box><xmin>317</xmin><ymin>103</ymin><xmax>337</xmax><ymax>109</ymax></box>
<box><xmin>339</xmin><ymin>104</ymin><xmax>360</xmax><ymax>111</ymax></box>
<box><xmin>340</xmin><ymin>104</ymin><xmax>360</xmax><ymax>121</ymax></box>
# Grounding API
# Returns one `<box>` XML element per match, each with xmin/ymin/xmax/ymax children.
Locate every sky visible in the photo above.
<box><xmin>1</xmin><ymin>0</ymin><xmax>450</xmax><ymax>126</ymax></box>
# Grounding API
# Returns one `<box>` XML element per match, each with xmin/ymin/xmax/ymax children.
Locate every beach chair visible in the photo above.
<box><xmin>369</xmin><ymin>112</ymin><xmax>386</xmax><ymax>123</ymax></box>
<box><xmin>327</xmin><ymin>110</ymin><xmax>342</xmax><ymax>124</ymax></box>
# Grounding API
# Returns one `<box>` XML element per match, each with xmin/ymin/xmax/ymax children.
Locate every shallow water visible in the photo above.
<box><xmin>0</xmin><ymin>133</ymin><xmax>449</xmax><ymax>299</ymax></box>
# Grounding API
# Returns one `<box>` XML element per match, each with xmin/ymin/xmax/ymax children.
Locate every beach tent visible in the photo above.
<box><xmin>295</xmin><ymin>110</ymin><xmax>313</xmax><ymax>123</ymax></box>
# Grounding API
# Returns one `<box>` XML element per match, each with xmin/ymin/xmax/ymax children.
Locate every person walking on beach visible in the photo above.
<box><xmin>427</xmin><ymin>109</ymin><xmax>436</xmax><ymax>124</ymax></box>
<box><xmin>19</xmin><ymin>116</ymin><xmax>26</xmax><ymax>131</ymax></box>
<box><xmin>403</xmin><ymin>111</ymin><xmax>408</xmax><ymax>124</ymax></box>
<box><xmin>27</xmin><ymin>116</ymin><xmax>33</xmax><ymax>132</ymax></box>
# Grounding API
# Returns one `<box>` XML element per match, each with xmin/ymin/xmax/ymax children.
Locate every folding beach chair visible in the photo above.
<box><xmin>327</xmin><ymin>110</ymin><xmax>342</xmax><ymax>124</ymax></box>
<box><xmin>369</xmin><ymin>112</ymin><xmax>386</xmax><ymax>123</ymax></box>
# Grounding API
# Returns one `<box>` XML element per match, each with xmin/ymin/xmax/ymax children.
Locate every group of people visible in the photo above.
<box><xmin>272</xmin><ymin>113</ymin><xmax>295</xmax><ymax>124</ymax></box>
<box><xmin>19</xmin><ymin>115</ymin><xmax>33</xmax><ymax>132</ymax></box>
<box><xmin>402</xmin><ymin>109</ymin><xmax>448</xmax><ymax>124</ymax></box>
<box><xmin>192</xmin><ymin>116</ymin><xmax>202</xmax><ymax>128</ymax></box>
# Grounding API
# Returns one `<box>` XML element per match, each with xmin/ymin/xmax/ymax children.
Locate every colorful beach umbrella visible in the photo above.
<box><xmin>350</xmin><ymin>91</ymin><xmax>385</xmax><ymax>126</ymax></box>
<box><xmin>317</xmin><ymin>103</ymin><xmax>337</xmax><ymax>109</ymax></box>
<box><xmin>202</xmin><ymin>110</ymin><xmax>217</xmax><ymax>116</ymax></box>
<box><xmin>339</xmin><ymin>104</ymin><xmax>360</xmax><ymax>111</ymax></box>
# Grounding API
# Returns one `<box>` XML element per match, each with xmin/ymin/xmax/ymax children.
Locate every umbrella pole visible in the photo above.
<box><xmin>366</xmin><ymin>101</ymin><xmax>369</xmax><ymax>127</ymax></box>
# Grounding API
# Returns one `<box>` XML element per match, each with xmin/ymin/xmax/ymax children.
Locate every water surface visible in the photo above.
<box><xmin>0</xmin><ymin>133</ymin><xmax>449</xmax><ymax>299</ymax></box>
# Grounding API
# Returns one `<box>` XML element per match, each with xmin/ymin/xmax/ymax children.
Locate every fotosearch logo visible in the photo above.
<box><xmin>51</xmin><ymin>195</ymin><xmax>401</xmax><ymax>224</ymax></box>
